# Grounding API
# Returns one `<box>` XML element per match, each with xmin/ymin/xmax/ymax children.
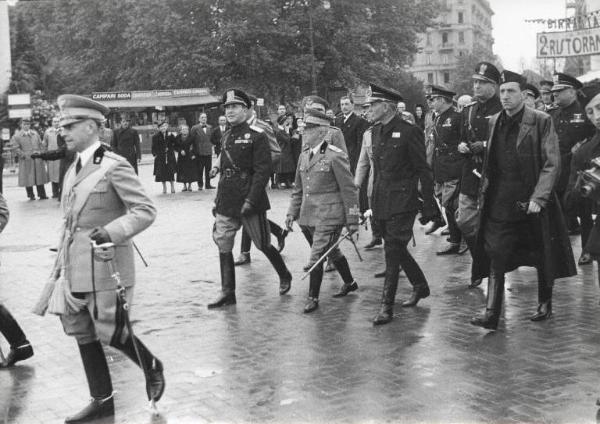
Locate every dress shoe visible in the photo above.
<box><xmin>578</xmin><ymin>253</ymin><xmax>592</xmax><ymax>265</ymax></box>
<box><xmin>234</xmin><ymin>252</ymin><xmax>251</xmax><ymax>266</ymax></box>
<box><xmin>28</xmin><ymin>196</ymin><xmax>35</xmax><ymax>201</ymax></box>
<box><xmin>38</xmin><ymin>196</ymin><xmax>48</xmax><ymax>200</ymax></box>
<box><xmin>436</xmin><ymin>243</ymin><xmax>460</xmax><ymax>255</ymax></box>
<box><xmin>205</xmin><ymin>185</ymin><xmax>215</xmax><ymax>189</ymax></box>
<box><xmin>364</xmin><ymin>238</ymin><xmax>383</xmax><ymax>249</ymax></box>
<box><xmin>373</xmin><ymin>305</ymin><xmax>393</xmax><ymax>325</ymax></box>
<box><xmin>207</xmin><ymin>292</ymin><xmax>236</xmax><ymax>309</ymax></box>
<box><xmin>0</xmin><ymin>342</ymin><xmax>33</xmax><ymax>368</ymax></box>
<box><xmin>303</xmin><ymin>297</ymin><xmax>319</xmax><ymax>313</ymax></box>
<box><xmin>468</xmin><ymin>278</ymin><xmax>483</xmax><ymax>289</ymax></box>
<box><xmin>470</xmin><ymin>311</ymin><xmax>499</xmax><ymax>330</ymax></box>
<box><xmin>374</xmin><ymin>270</ymin><xmax>386</xmax><ymax>278</ymax></box>
<box><xmin>198</xmin><ymin>186</ymin><xmax>203</xmax><ymax>191</ymax></box>
<box><xmin>401</xmin><ymin>286</ymin><xmax>430</xmax><ymax>307</ymax></box>
<box><xmin>424</xmin><ymin>220</ymin><xmax>444</xmax><ymax>235</ymax></box>
<box><xmin>332</xmin><ymin>281</ymin><xmax>358</xmax><ymax>298</ymax></box>
<box><xmin>530</xmin><ymin>301</ymin><xmax>552</xmax><ymax>321</ymax></box>
<box><xmin>279</xmin><ymin>271</ymin><xmax>292</xmax><ymax>295</ymax></box>
<box><xmin>64</xmin><ymin>396</ymin><xmax>114</xmax><ymax>423</ymax></box>
<box><xmin>277</xmin><ymin>230</ymin><xmax>288</xmax><ymax>253</ymax></box>
<box><xmin>147</xmin><ymin>359</ymin><xmax>165</xmax><ymax>402</ymax></box>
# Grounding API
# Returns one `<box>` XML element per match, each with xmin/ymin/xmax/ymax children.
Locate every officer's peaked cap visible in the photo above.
<box><xmin>472</xmin><ymin>62</ymin><xmax>500</xmax><ymax>84</ymax></box>
<box><xmin>57</xmin><ymin>94</ymin><xmax>110</xmax><ymax>127</ymax></box>
<box><xmin>364</xmin><ymin>83</ymin><xmax>403</xmax><ymax>104</ymax></box>
<box><xmin>222</xmin><ymin>88</ymin><xmax>251</xmax><ymax>108</ymax></box>
<box><xmin>551</xmin><ymin>72</ymin><xmax>583</xmax><ymax>91</ymax></box>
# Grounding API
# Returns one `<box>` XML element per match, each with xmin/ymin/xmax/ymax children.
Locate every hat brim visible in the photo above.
<box><xmin>59</xmin><ymin>117</ymin><xmax>90</xmax><ymax>127</ymax></box>
<box><xmin>472</xmin><ymin>74</ymin><xmax>497</xmax><ymax>84</ymax></box>
<box><xmin>551</xmin><ymin>84</ymin><xmax>574</xmax><ymax>92</ymax></box>
<box><xmin>223</xmin><ymin>100</ymin><xmax>249</xmax><ymax>108</ymax></box>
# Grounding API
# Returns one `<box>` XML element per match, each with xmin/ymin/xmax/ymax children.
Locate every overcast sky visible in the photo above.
<box><xmin>490</xmin><ymin>0</ymin><xmax>566</xmax><ymax>71</ymax></box>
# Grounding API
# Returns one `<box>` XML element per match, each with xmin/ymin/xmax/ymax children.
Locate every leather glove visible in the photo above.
<box><xmin>458</xmin><ymin>142</ymin><xmax>470</xmax><ymax>154</ymax></box>
<box><xmin>285</xmin><ymin>215</ymin><xmax>295</xmax><ymax>231</ymax></box>
<box><xmin>89</xmin><ymin>227</ymin><xmax>111</xmax><ymax>244</ymax></box>
<box><xmin>470</xmin><ymin>141</ymin><xmax>485</xmax><ymax>154</ymax></box>
<box><xmin>240</xmin><ymin>200</ymin><xmax>255</xmax><ymax>216</ymax></box>
<box><xmin>30</xmin><ymin>152</ymin><xmax>41</xmax><ymax>159</ymax></box>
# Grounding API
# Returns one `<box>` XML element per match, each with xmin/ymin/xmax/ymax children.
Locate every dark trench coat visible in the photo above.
<box><xmin>472</xmin><ymin>106</ymin><xmax>576</xmax><ymax>282</ymax></box>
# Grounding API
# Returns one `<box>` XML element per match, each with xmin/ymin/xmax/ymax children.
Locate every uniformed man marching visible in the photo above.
<box><xmin>429</xmin><ymin>85</ymin><xmax>465</xmax><ymax>255</ymax></box>
<box><xmin>548</xmin><ymin>73</ymin><xmax>596</xmax><ymax>263</ymax></box>
<box><xmin>44</xmin><ymin>95</ymin><xmax>164</xmax><ymax>423</ymax></box>
<box><xmin>286</xmin><ymin>106</ymin><xmax>360</xmax><ymax>313</ymax></box>
<box><xmin>210</xmin><ymin>89</ymin><xmax>292</xmax><ymax>308</ymax></box>
<box><xmin>366</xmin><ymin>84</ymin><xmax>437</xmax><ymax>325</ymax></box>
<box><xmin>457</xmin><ymin>62</ymin><xmax>502</xmax><ymax>289</ymax></box>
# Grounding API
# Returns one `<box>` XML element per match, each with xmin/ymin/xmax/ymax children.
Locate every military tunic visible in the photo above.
<box><xmin>433</xmin><ymin>107</ymin><xmax>464</xmax><ymax>184</ymax></box>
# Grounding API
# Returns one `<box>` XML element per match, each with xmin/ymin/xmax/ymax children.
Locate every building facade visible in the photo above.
<box><xmin>409</xmin><ymin>0</ymin><xmax>494</xmax><ymax>88</ymax></box>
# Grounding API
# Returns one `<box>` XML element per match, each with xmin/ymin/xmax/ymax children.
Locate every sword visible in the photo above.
<box><xmin>133</xmin><ymin>241</ymin><xmax>149</xmax><ymax>267</ymax></box>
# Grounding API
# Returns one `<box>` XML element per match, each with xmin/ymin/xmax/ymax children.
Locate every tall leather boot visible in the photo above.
<box><xmin>530</xmin><ymin>269</ymin><xmax>553</xmax><ymax>321</ymax></box>
<box><xmin>304</xmin><ymin>264</ymin><xmax>323</xmax><ymax>313</ymax></box>
<box><xmin>399</xmin><ymin>248</ymin><xmax>430</xmax><ymax>307</ymax></box>
<box><xmin>113</xmin><ymin>336</ymin><xmax>165</xmax><ymax>402</ymax></box>
<box><xmin>65</xmin><ymin>341</ymin><xmax>114</xmax><ymax>423</ymax></box>
<box><xmin>470</xmin><ymin>272</ymin><xmax>504</xmax><ymax>330</ymax></box>
<box><xmin>465</xmin><ymin>236</ymin><xmax>483</xmax><ymax>288</ymax></box>
<box><xmin>208</xmin><ymin>252</ymin><xmax>236</xmax><ymax>308</ymax></box>
<box><xmin>373</xmin><ymin>249</ymin><xmax>401</xmax><ymax>325</ymax></box>
<box><xmin>332</xmin><ymin>256</ymin><xmax>358</xmax><ymax>297</ymax></box>
<box><xmin>0</xmin><ymin>304</ymin><xmax>33</xmax><ymax>368</ymax></box>
<box><xmin>234</xmin><ymin>230</ymin><xmax>252</xmax><ymax>265</ymax></box>
<box><xmin>263</xmin><ymin>245</ymin><xmax>292</xmax><ymax>295</ymax></box>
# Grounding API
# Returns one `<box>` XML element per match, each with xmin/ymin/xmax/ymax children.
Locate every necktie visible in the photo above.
<box><xmin>76</xmin><ymin>158</ymin><xmax>82</xmax><ymax>174</ymax></box>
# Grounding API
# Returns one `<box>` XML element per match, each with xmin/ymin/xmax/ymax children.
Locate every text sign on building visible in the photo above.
<box><xmin>7</xmin><ymin>93</ymin><xmax>31</xmax><ymax>106</ymax></box>
<box><xmin>537</xmin><ymin>27</ymin><xmax>600</xmax><ymax>58</ymax></box>
<box><xmin>1</xmin><ymin>128</ymin><xmax>10</xmax><ymax>141</ymax></box>
<box><xmin>92</xmin><ymin>92</ymin><xmax>132</xmax><ymax>101</ymax></box>
<box><xmin>8</xmin><ymin>108</ymin><xmax>32</xmax><ymax>119</ymax></box>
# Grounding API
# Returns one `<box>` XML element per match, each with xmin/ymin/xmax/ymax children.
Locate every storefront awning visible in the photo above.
<box><xmin>91</xmin><ymin>88</ymin><xmax>221</xmax><ymax>109</ymax></box>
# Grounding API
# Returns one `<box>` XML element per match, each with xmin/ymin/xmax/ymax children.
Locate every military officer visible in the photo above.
<box><xmin>523</xmin><ymin>83</ymin><xmax>540</xmax><ymax>109</ymax></box>
<box><xmin>366</xmin><ymin>84</ymin><xmax>437</xmax><ymax>325</ymax></box>
<box><xmin>429</xmin><ymin>85</ymin><xmax>465</xmax><ymax>255</ymax></box>
<box><xmin>539</xmin><ymin>79</ymin><xmax>555</xmax><ymax>111</ymax></box>
<box><xmin>470</xmin><ymin>71</ymin><xmax>576</xmax><ymax>330</ymax></box>
<box><xmin>44</xmin><ymin>95</ymin><xmax>164</xmax><ymax>423</ymax></box>
<box><xmin>548</xmin><ymin>72</ymin><xmax>595</xmax><ymax>247</ymax></box>
<box><xmin>286</xmin><ymin>107</ymin><xmax>360</xmax><ymax>313</ymax></box>
<box><xmin>210</xmin><ymin>89</ymin><xmax>292</xmax><ymax>309</ymax></box>
<box><xmin>457</xmin><ymin>62</ymin><xmax>502</xmax><ymax>289</ymax></box>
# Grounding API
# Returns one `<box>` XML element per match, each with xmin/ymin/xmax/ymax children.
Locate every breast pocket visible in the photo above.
<box><xmin>87</xmin><ymin>180</ymin><xmax>109</xmax><ymax>210</ymax></box>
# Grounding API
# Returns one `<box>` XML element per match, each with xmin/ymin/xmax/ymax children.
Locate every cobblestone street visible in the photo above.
<box><xmin>1</xmin><ymin>159</ymin><xmax>600</xmax><ymax>424</ymax></box>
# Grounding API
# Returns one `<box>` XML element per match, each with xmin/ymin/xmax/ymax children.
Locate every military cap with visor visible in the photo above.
<box><xmin>426</xmin><ymin>85</ymin><xmax>456</xmax><ymax>100</ymax></box>
<box><xmin>551</xmin><ymin>72</ymin><xmax>583</xmax><ymax>92</ymax></box>
<box><xmin>222</xmin><ymin>88</ymin><xmax>252</xmax><ymax>108</ymax></box>
<box><xmin>539</xmin><ymin>79</ymin><xmax>554</xmax><ymax>93</ymax></box>
<box><xmin>472</xmin><ymin>61</ymin><xmax>500</xmax><ymax>84</ymax></box>
<box><xmin>524</xmin><ymin>83</ymin><xmax>540</xmax><ymax>99</ymax></box>
<box><xmin>364</xmin><ymin>83</ymin><xmax>403</xmax><ymax>104</ymax></box>
<box><xmin>57</xmin><ymin>94</ymin><xmax>110</xmax><ymax>127</ymax></box>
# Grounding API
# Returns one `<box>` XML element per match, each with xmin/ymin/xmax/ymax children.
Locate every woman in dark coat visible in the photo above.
<box><xmin>152</xmin><ymin>121</ymin><xmax>177</xmax><ymax>193</ymax></box>
<box><xmin>175</xmin><ymin>125</ymin><xmax>198</xmax><ymax>191</ymax></box>
<box><xmin>275</xmin><ymin>114</ymin><xmax>297</xmax><ymax>188</ymax></box>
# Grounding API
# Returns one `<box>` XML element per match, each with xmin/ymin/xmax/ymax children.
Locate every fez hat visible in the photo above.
<box><xmin>57</xmin><ymin>94</ymin><xmax>110</xmax><ymax>127</ymax></box>
<box><xmin>551</xmin><ymin>72</ymin><xmax>583</xmax><ymax>91</ymax></box>
<box><xmin>472</xmin><ymin>62</ymin><xmax>500</xmax><ymax>84</ymax></box>
<box><xmin>524</xmin><ymin>83</ymin><xmax>540</xmax><ymax>99</ymax></box>
<box><xmin>222</xmin><ymin>89</ymin><xmax>252</xmax><ymax>108</ymax></box>
<box><xmin>499</xmin><ymin>70</ymin><xmax>526</xmax><ymax>87</ymax></box>
<box><xmin>426</xmin><ymin>85</ymin><xmax>456</xmax><ymax>100</ymax></box>
<box><xmin>364</xmin><ymin>83</ymin><xmax>403</xmax><ymax>104</ymax></box>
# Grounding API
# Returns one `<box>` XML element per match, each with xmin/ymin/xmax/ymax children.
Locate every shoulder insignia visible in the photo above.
<box><xmin>327</xmin><ymin>144</ymin><xmax>342</xmax><ymax>153</ymax></box>
<box><xmin>249</xmin><ymin>124</ymin><xmax>264</xmax><ymax>133</ymax></box>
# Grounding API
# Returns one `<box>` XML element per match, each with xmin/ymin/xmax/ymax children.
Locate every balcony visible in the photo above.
<box><xmin>439</xmin><ymin>43</ymin><xmax>454</xmax><ymax>51</ymax></box>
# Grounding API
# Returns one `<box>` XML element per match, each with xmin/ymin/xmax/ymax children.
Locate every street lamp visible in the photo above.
<box><xmin>307</xmin><ymin>0</ymin><xmax>330</xmax><ymax>94</ymax></box>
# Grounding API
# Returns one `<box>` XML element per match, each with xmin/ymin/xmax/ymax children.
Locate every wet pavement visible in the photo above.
<box><xmin>1</xmin><ymin>158</ymin><xmax>600</xmax><ymax>423</ymax></box>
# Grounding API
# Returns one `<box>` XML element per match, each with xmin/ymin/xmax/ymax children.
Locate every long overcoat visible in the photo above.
<box><xmin>11</xmin><ymin>130</ymin><xmax>49</xmax><ymax>187</ymax></box>
<box><xmin>473</xmin><ymin>106</ymin><xmax>576</xmax><ymax>282</ymax></box>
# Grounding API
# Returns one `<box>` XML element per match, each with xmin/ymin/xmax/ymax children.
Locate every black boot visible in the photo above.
<box><xmin>0</xmin><ymin>304</ymin><xmax>33</xmax><ymax>368</ymax></box>
<box><xmin>304</xmin><ymin>265</ymin><xmax>323</xmax><ymax>313</ymax></box>
<box><xmin>65</xmin><ymin>341</ymin><xmax>114</xmax><ymax>423</ymax></box>
<box><xmin>332</xmin><ymin>256</ymin><xmax>358</xmax><ymax>297</ymax></box>
<box><xmin>264</xmin><ymin>245</ymin><xmax>292</xmax><ymax>295</ymax></box>
<box><xmin>373</xmin><ymin>277</ymin><xmax>398</xmax><ymax>325</ymax></box>
<box><xmin>530</xmin><ymin>274</ymin><xmax>553</xmax><ymax>322</ymax></box>
<box><xmin>234</xmin><ymin>251</ymin><xmax>251</xmax><ymax>266</ymax></box>
<box><xmin>208</xmin><ymin>252</ymin><xmax>236</xmax><ymax>308</ymax></box>
<box><xmin>470</xmin><ymin>272</ymin><xmax>504</xmax><ymax>330</ymax></box>
<box><xmin>399</xmin><ymin>249</ymin><xmax>430</xmax><ymax>307</ymax></box>
<box><xmin>113</xmin><ymin>336</ymin><xmax>165</xmax><ymax>402</ymax></box>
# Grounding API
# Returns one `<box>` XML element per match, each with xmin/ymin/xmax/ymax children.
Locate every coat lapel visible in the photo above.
<box><xmin>73</xmin><ymin>159</ymin><xmax>101</xmax><ymax>187</ymax></box>
<box><xmin>516</xmin><ymin>106</ymin><xmax>534</xmax><ymax>150</ymax></box>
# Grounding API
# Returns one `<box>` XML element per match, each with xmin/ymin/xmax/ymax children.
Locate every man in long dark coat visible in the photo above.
<box><xmin>470</xmin><ymin>70</ymin><xmax>576</xmax><ymax>331</ymax></box>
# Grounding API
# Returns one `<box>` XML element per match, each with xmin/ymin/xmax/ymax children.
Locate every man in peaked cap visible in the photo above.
<box><xmin>210</xmin><ymin>88</ymin><xmax>292</xmax><ymax>308</ymax></box>
<box><xmin>428</xmin><ymin>84</ymin><xmax>465</xmax><ymax>255</ymax></box>
<box><xmin>470</xmin><ymin>71</ymin><xmax>575</xmax><ymax>331</ymax></box>
<box><xmin>539</xmin><ymin>79</ymin><xmax>555</xmax><ymax>111</ymax></box>
<box><xmin>523</xmin><ymin>83</ymin><xmax>540</xmax><ymax>109</ymax></box>
<box><xmin>548</xmin><ymin>72</ymin><xmax>596</xmax><ymax>250</ymax></box>
<box><xmin>456</xmin><ymin>61</ymin><xmax>503</xmax><ymax>289</ymax></box>
<box><xmin>47</xmin><ymin>94</ymin><xmax>164</xmax><ymax>422</ymax></box>
<box><xmin>365</xmin><ymin>83</ymin><xmax>437</xmax><ymax>325</ymax></box>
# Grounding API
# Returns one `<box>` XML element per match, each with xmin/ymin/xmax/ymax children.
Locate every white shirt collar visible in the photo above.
<box><xmin>344</xmin><ymin>112</ymin><xmax>353</xmax><ymax>120</ymax></box>
<box><xmin>78</xmin><ymin>140</ymin><xmax>101</xmax><ymax>168</ymax></box>
<box><xmin>311</xmin><ymin>140</ymin><xmax>325</xmax><ymax>156</ymax></box>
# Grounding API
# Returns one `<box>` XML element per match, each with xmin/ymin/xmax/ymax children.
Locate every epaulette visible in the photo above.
<box><xmin>101</xmin><ymin>150</ymin><xmax>124</xmax><ymax>163</ymax></box>
<box><xmin>327</xmin><ymin>144</ymin><xmax>343</xmax><ymax>153</ymax></box>
<box><xmin>249</xmin><ymin>124</ymin><xmax>264</xmax><ymax>133</ymax></box>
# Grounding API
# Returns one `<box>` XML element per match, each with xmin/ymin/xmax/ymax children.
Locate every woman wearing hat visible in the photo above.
<box><xmin>151</xmin><ymin>121</ymin><xmax>177</xmax><ymax>193</ymax></box>
<box><xmin>175</xmin><ymin>124</ymin><xmax>198</xmax><ymax>191</ymax></box>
